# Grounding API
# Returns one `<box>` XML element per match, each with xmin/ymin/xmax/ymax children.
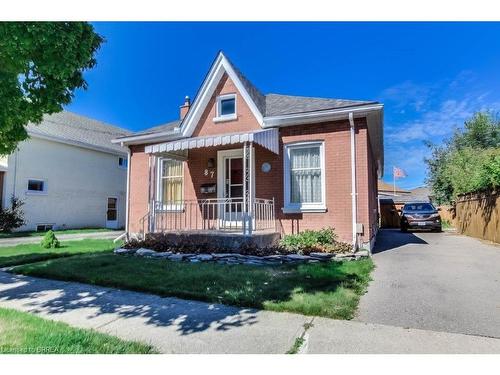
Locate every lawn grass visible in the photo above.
<box><xmin>0</xmin><ymin>228</ymin><xmax>115</xmax><ymax>239</ymax></box>
<box><xmin>13</xmin><ymin>253</ymin><xmax>374</xmax><ymax>319</ymax></box>
<box><xmin>0</xmin><ymin>239</ymin><xmax>117</xmax><ymax>268</ymax></box>
<box><xmin>0</xmin><ymin>307</ymin><xmax>155</xmax><ymax>354</ymax></box>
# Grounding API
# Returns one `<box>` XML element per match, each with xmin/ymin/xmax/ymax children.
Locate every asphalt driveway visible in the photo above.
<box><xmin>357</xmin><ymin>229</ymin><xmax>500</xmax><ymax>338</ymax></box>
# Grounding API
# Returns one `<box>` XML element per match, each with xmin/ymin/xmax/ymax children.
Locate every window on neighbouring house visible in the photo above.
<box><xmin>284</xmin><ymin>142</ymin><xmax>325</xmax><ymax>212</ymax></box>
<box><xmin>160</xmin><ymin>159</ymin><xmax>184</xmax><ymax>207</ymax></box>
<box><xmin>216</xmin><ymin>94</ymin><xmax>236</xmax><ymax>119</ymax></box>
<box><xmin>36</xmin><ymin>224</ymin><xmax>53</xmax><ymax>232</ymax></box>
<box><xmin>118</xmin><ymin>157</ymin><xmax>128</xmax><ymax>168</ymax></box>
<box><xmin>27</xmin><ymin>179</ymin><xmax>46</xmax><ymax>193</ymax></box>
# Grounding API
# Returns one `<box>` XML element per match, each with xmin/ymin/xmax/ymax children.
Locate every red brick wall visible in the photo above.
<box><xmin>127</xmin><ymin>118</ymin><xmax>379</xmax><ymax>246</ymax></box>
<box><xmin>192</xmin><ymin>73</ymin><xmax>261</xmax><ymax>137</ymax></box>
<box><xmin>128</xmin><ymin>144</ymin><xmax>150</xmax><ymax>233</ymax></box>
<box><xmin>252</xmin><ymin>118</ymin><xmax>374</xmax><ymax>244</ymax></box>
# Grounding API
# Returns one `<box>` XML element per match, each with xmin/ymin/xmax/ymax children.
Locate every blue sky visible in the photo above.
<box><xmin>66</xmin><ymin>22</ymin><xmax>500</xmax><ymax>189</ymax></box>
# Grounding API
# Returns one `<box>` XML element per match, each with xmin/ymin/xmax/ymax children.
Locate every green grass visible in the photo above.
<box><xmin>0</xmin><ymin>239</ymin><xmax>117</xmax><ymax>268</ymax></box>
<box><xmin>0</xmin><ymin>307</ymin><xmax>155</xmax><ymax>354</ymax></box>
<box><xmin>13</xmin><ymin>253</ymin><xmax>374</xmax><ymax>320</ymax></box>
<box><xmin>0</xmin><ymin>228</ymin><xmax>115</xmax><ymax>239</ymax></box>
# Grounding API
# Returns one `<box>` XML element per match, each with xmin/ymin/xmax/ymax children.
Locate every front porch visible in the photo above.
<box><xmin>141</xmin><ymin>197</ymin><xmax>276</xmax><ymax>236</ymax></box>
<box><xmin>139</xmin><ymin>128</ymin><xmax>280</xmax><ymax>237</ymax></box>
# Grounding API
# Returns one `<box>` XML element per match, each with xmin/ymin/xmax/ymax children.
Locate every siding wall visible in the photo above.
<box><xmin>3</xmin><ymin>137</ymin><xmax>127</xmax><ymax>231</ymax></box>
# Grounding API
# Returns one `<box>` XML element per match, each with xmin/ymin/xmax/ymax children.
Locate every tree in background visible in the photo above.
<box><xmin>425</xmin><ymin>112</ymin><xmax>500</xmax><ymax>204</ymax></box>
<box><xmin>0</xmin><ymin>22</ymin><xmax>103</xmax><ymax>155</ymax></box>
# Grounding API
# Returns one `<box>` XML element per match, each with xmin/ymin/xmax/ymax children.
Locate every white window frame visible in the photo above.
<box><xmin>283</xmin><ymin>141</ymin><xmax>326</xmax><ymax>213</ymax></box>
<box><xmin>214</xmin><ymin>93</ymin><xmax>237</xmax><ymax>122</ymax></box>
<box><xmin>26</xmin><ymin>178</ymin><xmax>48</xmax><ymax>195</ymax></box>
<box><xmin>118</xmin><ymin>156</ymin><xmax>128</xmax><ymax>169</ymax></box>
<box><xmin>36</xmin><ymin>223</ymin><xmax>54</xmax><ymax>232</ymax></box>
<box><xmin>156</xmin><ymin>158</ymin><xmax>185</xmax><ymax>212</ymax></box>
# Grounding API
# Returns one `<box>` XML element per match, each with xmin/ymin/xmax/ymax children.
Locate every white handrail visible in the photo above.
<box><xmin>144</xmin><ymin>197</ymin><xmax>275</xmax><ymax>235</ymax></box>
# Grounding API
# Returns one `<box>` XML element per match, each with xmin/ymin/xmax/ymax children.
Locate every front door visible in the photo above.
<box><xmin>224</xmin><ymin>156</ymin><xmax>244</xmax><ymax>222</ymax></box>
<box><xmin>106</xmin><ymin>197</ymin><xmax>119</xmax><ymax>229</ymax></box>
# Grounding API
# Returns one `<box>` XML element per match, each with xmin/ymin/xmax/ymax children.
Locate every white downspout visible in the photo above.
<box><xmin>349</xmin><ymin>112</ymin><xmax>358</xmax><ymax>250</ymax></box>
<box><xmin>124</xmin><ymin>145</ymin><xmax>131</xmax><ymax>235</ymax></box>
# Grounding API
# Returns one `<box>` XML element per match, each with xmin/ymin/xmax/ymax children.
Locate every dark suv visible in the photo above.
<box><xmin>400</xmin><ymin>202</ymin><xmax>442</xmax><ymax>232</ymax></box>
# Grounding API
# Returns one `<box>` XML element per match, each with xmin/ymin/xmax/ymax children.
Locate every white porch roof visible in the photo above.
<box><xmin>145</xmin><ymin>128</ymin><xmax>279</xmax><ymax>155</ymax></box>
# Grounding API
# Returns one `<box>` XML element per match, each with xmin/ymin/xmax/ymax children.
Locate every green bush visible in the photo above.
<box><xmin>280</xmin><ymin>227</ymin><xmax>339</xmax><ymax>253</ymax></box>
<box><xmin>40</xmin><ymin>230</ymin><xmax>60</xmax><ymax>249</ymax></box>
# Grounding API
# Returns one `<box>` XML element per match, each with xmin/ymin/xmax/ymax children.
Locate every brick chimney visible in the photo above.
<box><xmin>180</xmin><ymin>96</ymin><xmax>191</xmax><ymax>120</ymax></box>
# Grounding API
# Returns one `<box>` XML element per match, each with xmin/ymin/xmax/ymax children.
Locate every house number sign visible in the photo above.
<box><xmin>204</xmin><ymin>168</ymin><xmax>216</xmax><ymax>178</ymax></box>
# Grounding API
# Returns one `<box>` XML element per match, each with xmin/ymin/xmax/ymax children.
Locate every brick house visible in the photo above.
<box><xmin>113</xmin><ymin>52</ymin><xmax>384</xmax><ymax>250</ymax></box>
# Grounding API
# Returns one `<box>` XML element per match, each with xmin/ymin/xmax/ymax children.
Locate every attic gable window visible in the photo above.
<box><xmin>214</xmin><ymin>94</ymin><xmax>237</xmax><ymax>122</ymax></box>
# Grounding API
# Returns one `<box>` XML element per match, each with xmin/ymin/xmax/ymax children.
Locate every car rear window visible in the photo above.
<box><xmin>403</xmin><ymin>203</ymin><xmax>435</xmax><ymax>211</ymax></box>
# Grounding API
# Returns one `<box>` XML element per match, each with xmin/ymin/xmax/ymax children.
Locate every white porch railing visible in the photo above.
<box><xmin>140</xmin><ymin>198</ymin><xmax>276</xmax><ymax>236</ymax></box>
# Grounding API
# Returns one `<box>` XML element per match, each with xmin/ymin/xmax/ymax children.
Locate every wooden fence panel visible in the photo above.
<box><xmin>445</xmin><ymin>190</ymin><xmax>499</xmax><ymax>243</ymax></box>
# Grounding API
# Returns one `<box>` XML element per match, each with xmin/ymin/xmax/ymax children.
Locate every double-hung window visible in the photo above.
<box><xmin>284</xmin><ymin>142</ymin><xmax>326</xmax><ymax>212</ymax></box>
<box><xmin>159</xmin><ymin>158</ymin><xmax>184</xmax><ymax>210</ymax></box>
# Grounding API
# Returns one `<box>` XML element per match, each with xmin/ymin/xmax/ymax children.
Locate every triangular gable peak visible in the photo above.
<box><xmin>180</xmin><ymin>52</ymin><xmax>265</xmax><ymax>137</ymax></box>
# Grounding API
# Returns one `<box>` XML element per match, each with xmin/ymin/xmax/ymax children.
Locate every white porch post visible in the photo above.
<box><xmin>248</xmin><ymin>142</ymin><xmax>254</xmax><ymax>235</ymax></box>
<box><xmin>242</xmin><ymin>141</ymin><xmax>253</xmax><ymax>235</ymax></box>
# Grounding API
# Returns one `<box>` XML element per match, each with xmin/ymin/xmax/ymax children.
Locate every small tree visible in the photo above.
<box><xmin>41</xmin><ymin>230</ymin><xmax>60</xmax><ymax>249</ymax></box>
<box><xmin>425</xmin><ymin>111</ymin><xmax>500</xmax><ymax>204</ymax></box>
<box><xmin>0</xmin><ymin>196</ymin><xmax>25</xmax><ymax>232</ymax></box>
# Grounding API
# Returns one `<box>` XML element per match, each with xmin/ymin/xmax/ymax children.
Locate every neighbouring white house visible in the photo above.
<box><xmin>0</xmin><ymin>111</ymin><xmax>131</xmax><ymax>232</ymax></box>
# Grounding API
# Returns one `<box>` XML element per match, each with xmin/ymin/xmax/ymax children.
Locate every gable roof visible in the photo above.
<box><xmin>378</xmin><ymin>179</ymin><xmax>410</xmax><ymax>194</ymax></box>
<box><xmin>113</xmin><ymin>51</ymin><xmax>384</xmax><ymax>176</ymax></box>
<box><xmin>27</xmin><ymin>111</ymin><xmax>131</xmax><ymax>155</ymax></box>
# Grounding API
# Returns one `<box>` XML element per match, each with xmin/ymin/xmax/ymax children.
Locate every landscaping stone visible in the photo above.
<box><xmin>168</xmin><ymin>254</ymin><xmax>184</xmax><ymax>262</ymax></box>
<box><xmin>196</xmin><ymin>254</ymin><xmax>213</xmax><ymax>261</ymax></box>
<box><xmin>263</xmin><ymin>255</ymin><xmax>284</xmax><ymax>260</ymax></box>
<box><xmin>135</xmin><ymin>248</ymin><xmax>156</xmax><ymax>257</ymax></box>
<box><xmin>150</xmin><ymin>251</ymin><xmax>172</xmax><ymax>258</ymax></box>
<box><xmin>120</xmin><ymin>246</ymin><xmax>367</xmax><ymax>266</ymax></box>
<box><xmin>285</xmin><ymin>254</ymin><xmax>311</xmax><ymax>261</ymax></box>
<box><xmin>310</xmin><ymin>252</ymin><xmax>334</xmax><ymax>259</ymax></box>
<box><xmin>212</xmin><ymin>253</ymin><xmax>237</xmax><ymax>259</ymax></box>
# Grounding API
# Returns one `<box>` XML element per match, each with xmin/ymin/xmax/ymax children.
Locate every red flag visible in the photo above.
<box><xmin>393</xmin><ymin>166</ymin><xmax>407</xmax><ymax>178</ymax></box>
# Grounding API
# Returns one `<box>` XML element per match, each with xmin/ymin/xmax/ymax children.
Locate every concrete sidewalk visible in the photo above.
<box><xmin>0</xmin><ymin>271</ymin><xmax>499</xmax><ymax>354</ymax></box>
<box><xmin>0</xmin><ymin>231</ymin><xmax>124</xmax><ymax>247</ymax></box>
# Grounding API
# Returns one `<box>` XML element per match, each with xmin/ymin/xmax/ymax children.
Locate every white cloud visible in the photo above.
<box><xmin>386</xmin><ymin>96</ymin><xmax>478</xmax><ymax>143</ymax></box>
<box><xmin>382</xmin><ymin>70</ymin><xmax>498</xmax><ymax>144</ymax></box>
<box><xmin>380</xmin><ymin>80</ymin><xmax>431</xmax><ymax>112</ymax></box>
<box><xmin>380</xmin><ymin>70</ymin><xmax>500</xmax><ymax>187</ymax></box>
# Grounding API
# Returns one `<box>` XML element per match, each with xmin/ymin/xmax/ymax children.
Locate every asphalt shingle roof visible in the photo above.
<box><xmin>27</xmin><ymin>111</ymin><xmax>131</xmax><ymax>154</ymax></box>
<box><xmin>129</xmin><ymin>54</ymin><xmax>379</xmax><ymax>136</ymax></box>
<box><xmin>264</xmin><ymin>93</ymin><xmax>376</xmax><ymax>117</ymax></box>
<box><xmin>130</xmin><ymin>120</ymin><xmax>181</xmax><ymax>137</ymax></box>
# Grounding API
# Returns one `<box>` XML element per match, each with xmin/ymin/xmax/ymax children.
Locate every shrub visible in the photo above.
<box><xmin>280</xmin><ymin>227</ymin><xmax>339</xmax><ymax>254</ymax></box>
<box><xmin>0</xmin><ymin>196</ymin><xmax>25</xmax><ymax>233</ymax></box>
<box><xmin>41</xmin><ymin>230</ymin><xmax>60</xmax><ymax>249</ymax></box>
